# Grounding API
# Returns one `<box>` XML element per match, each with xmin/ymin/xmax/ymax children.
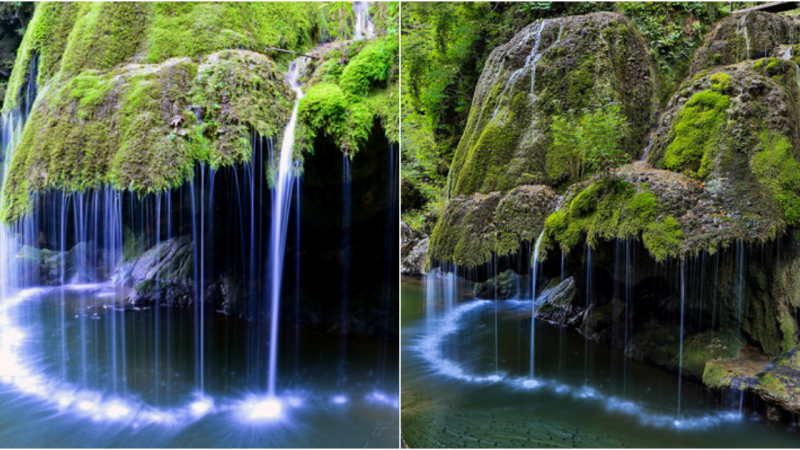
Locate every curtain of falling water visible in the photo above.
<box><xmin>379</xmin><ymin>141</ymin><xmax>398</xmax><ymax>383</ymax></box>
<box><xmin>340</xmin><ymin>153</ymin><xmax>352</xmax><ymax>381</ymax></box>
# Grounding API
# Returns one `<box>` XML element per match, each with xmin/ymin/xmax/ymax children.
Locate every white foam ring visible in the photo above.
<box><xmin>415</xmin><ymin>299</ymin><xmax>743</xmax><ymax>431</ymax></box>
<box><xmin>0</xmin><ymin>287</ymin><xmax>397</xmax><ymax>427</ymax></box>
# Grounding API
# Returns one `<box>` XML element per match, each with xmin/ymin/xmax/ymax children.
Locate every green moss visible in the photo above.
<box><xmin>749</xmin><ymin>130</ymin><xmax>800</xmax><ymax>225</ymax></box>
<box><xmin>1</xmin><ymin>51</ymin><xmax>292</xmax><ymax>222</ymax></box>
<box><xmin>710</xmin><ymin>72</ymin><xmax>730</xmax><ymax>92</ymax></box>
<box><xmin>662</xmin><ymin>90</ymin><xmax>729</xmax><ymax>176</ymax></box>
<box><xmin>702</xmin><ymin>361</ymin><xmax>734</xmax><ymax>389</ymax></box>
<box><xmin>339</xmin><ymin>35</ymin><xmax>398</xmax><ymax>99</ymax></box>
<box><xmin>642</xmin><ymin>216</ymin><xmax>683</xmax><ymax>262</ymax></box>
<box><xmin>778</xmin><ymin>310</ymin><xmax>798</xmax><ymax>353</ymax></box>
<box><xmin>299</xmin><ymin>83</ymin><xmax>348</xmax><ymax>139</ymax></box>
<box><xmin>545</xmin><ymin>179</ymin><xmax>664</xmax><ymax>257</ymax></box>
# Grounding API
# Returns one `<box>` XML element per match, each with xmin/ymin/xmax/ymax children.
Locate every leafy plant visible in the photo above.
<box><xmin>550</xmin><ymin>102</ymin><xmax>631</xmax><ymax>181</ymax></box>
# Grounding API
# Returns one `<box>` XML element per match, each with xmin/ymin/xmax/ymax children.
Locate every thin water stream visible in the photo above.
<box><xmin>402</xmin><ymin>276</ymin><xmax>799</xmax><ymax>448</ymax></box>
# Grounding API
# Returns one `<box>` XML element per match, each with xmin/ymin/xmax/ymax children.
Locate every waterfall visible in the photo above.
<box><xmin>352</xmin><ymin>1</ymin><xmax>375</xmax><ymax>40</ymax></box>
<box><xmin>677</xmin><ymin>259</ymin><xmax>686</xmax><ymax>424</ymax></box>
<box><xmin>340</xmin><ymin>153</ymin><xmax>351</xmax><ymax>376</ymax></box>
<box><xmin>266</xmin><ymin>58</ymin><xmax>305</xmax><ymax>398</ymax></box>
<box><xmin>491</xmin><ymin>19</ymin><xmax>555</xmax><ymax>121</ymax></box>
<box><xmin>740</xmin><ymin>14</ymin><xmax>751</xmax><ymax>60</ymax></box>
<box><xmin>529</xmin><ymin>231</ymin><xmax>544</xmax><ymax>379</ymax></box>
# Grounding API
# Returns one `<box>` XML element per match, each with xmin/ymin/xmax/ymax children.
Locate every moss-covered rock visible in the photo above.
<box><xmin>647</xmin><ymin>61</ymin><xmax>800</xmax><ymax>241</ymax></box>
<box><xmin>428</xmin><ymin>185</ymin><xmax>558</xmax><ymax>268</ymax></box>
<box><xmin>689</xmin><ymin>11</ymin><xmax>798</xmax><ymax>76</ymax></box>
<box><xmin>3</xmin><ymin>2</ymin><xmax>321</xmax><ymax>111</ymax></box>
<box><xmin>704</xmin><ymin>346</ymin><xmax>800</xmax><ymax>420</ymax></box>
<box><xmin>295</xmin><ymin>36</ymin><xmax>399</xmax><ymax>156</ymax></box>
<box><xmin>446</xmin><ymin>12</ymin><xmax>657</xmax><ymax>198</ymax></box>
<box><xmin>1</xmin><ymin>50</ymin><xmax>293</xmax><ymax>222</ymax></box>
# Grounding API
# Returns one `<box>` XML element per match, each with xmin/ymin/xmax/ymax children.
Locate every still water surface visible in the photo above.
<box><xmin>401</xmin><ymin>276</ymin><xmax>799</xmax><ymax>448</ymax></box>
<box><xmin>0</xmin><ymin>285</ymin><xmax>398</xmax><ymax>447</ymax></box>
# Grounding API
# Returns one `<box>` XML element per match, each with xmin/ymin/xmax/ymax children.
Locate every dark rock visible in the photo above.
<box><xmin>401</xmin><ymin>221</ymin><xmax>429</xmax><ymax>276</ymax></box>
<box><xmin>474</xmin><ymin>269</ymin><xmax>523</xmax><ymax>300</ymax></box>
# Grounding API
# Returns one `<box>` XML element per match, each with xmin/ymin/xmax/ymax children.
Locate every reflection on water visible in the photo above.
<box><xmin>0</xmin><ymin>285</ymin><xmax>398</xmax><ymax>448</ymax></box>
<box><xmin>401</xmin><ymin>276</ymin><xmax>799</xmax><ymax>448</ymax></box>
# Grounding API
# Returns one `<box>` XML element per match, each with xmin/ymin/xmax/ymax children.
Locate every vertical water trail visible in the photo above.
<box><xmin>341</xmin><ymin>153</ymin><xmax>352</xmax><ymax>379</ymax></box>
<box><xmin>677</xmin><ymin>259</ymin><xmax>686</xmax><ymax>423</ymax></box>
<box><xmin>737</xmin><ymin>239</ymin><xmax>744</xmax><ymax>337</ymax></box>
<box><xmin>492</xmin><ymin>20</ymin><xmax>547</xmax><ymax>121</ymax></box>
<box><xmin>266</xmin><ymin>58</ymin><xmax>305</xmax><ymax>398</ymax></box>
<box><xmin>379</xmin><ymin>141</ymin><xmax>398</xmax><ymax>381</ymax></box>
<box><xmin>741</xmin><ymin>14</ymin><xmax>751</xmax><ymax>60</ymax></box>
<box><xmin>295</xmin><ymin>165</ymin><xmax>301</xmax><ymax>378</ymax></box>
<box><xmin>352</xmin><ymin>1</ymin><xmax>375</xmax><ymax>40</ymax></box>
<box><xmin>529</xmin><ymin>231</ymin><xmax>544</xmax><ymax>379</ymax></box>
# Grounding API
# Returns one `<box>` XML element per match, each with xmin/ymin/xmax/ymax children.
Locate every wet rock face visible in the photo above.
<box><xmin>117</xmin><ymin>236</ymin><xmax>195</xmax><ymax>308</ymax></box>
<box><xmin>447</xmin><ymin>11</ymin><xmax>657</xmax><ymax>199</ymax></box>
<box><xmin>535</xmin><ymin>276</ymin><xmax>581</xmax><ymax>326</ymax></box>
<box><xmin>401</xmin><ymin>221</ymin><xmax>428</xmax><ymax>276</ymax></box>
<box><xmin>690</xmin><ymin>12</ymin><xmax>799</xmax><ymax>76</ymax></box>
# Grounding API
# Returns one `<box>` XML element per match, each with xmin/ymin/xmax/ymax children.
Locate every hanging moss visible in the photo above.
<box><xmin>1</xmin><ymin>51</ymin><xmax>293</xmax><ymax>222</ymax></box>
<box><xmin>642</xmin><ymin>216</ymin><xmax>683</xmax><ymax>262</ymax></box>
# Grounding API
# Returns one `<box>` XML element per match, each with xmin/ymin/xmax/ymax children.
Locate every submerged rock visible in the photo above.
<box><xmin>473</xmin><ymin>269</ymin><xmax>524</xmax><ymax>300</ymax></box>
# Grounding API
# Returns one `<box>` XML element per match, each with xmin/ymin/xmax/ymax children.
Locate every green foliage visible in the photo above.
<box><xmin>662</xmin><ymin>90</ymin><xmax>729</xmax><ymax>176</ymax></box>
<box><xmin>617</xmin><ymin>2</ymin><xmax>724</xmax><ymax>104</ymax></box>
<box><xmin>750</xmin><ymin>130</ymin><xmax>800</xmax><ymax>225</ymax></box>
<box><xmin>550</xmin><ymin>103</ymin><xmax>631</xmax><ymax>181</ymax></box>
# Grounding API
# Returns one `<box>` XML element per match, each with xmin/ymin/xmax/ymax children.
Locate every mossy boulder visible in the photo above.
<box><xmin>648</xmin><ymin>62</ymin><xmax>800</xmax><ymax>240</ymax></box>
<box><xmin>689</xmin><ymin>11</ymin><xmax>799</xmax><ymax>76</ymax></box>
<box><xmin>3</xmin><ymin>2</ymin><xmax>321</xmax><ymax>111</ymax></box>
<box><xmin>446</xmin><ymin>12</ymin><xmax>657</xmax><ymax>198</ymax></box>
<box><xmin>542</xmin><ymin>162</ymin><xmax>770</xmax><ymax>261</ymax></box>
<box><xmin>295</xmin><ymin>36</ymin><xmax>399</xmax><ymax>156</ymax></box>
<box><xmin>1</xmin><ymin>50</ymin><xmax>294</xmax><ymax>222</ymax></box>
<box><xmin>0</xmin><ymin>2</ymin><xmax>344</xmax><ymax>223</ymax></box>
<box><xmin>704</xmin><ymin>346</ymin><xmax>800</xmax><ymax>421</ymax></box>
<box><xmin>474</xmin><ymin>269</ymin><xmax>525</xmax><ymax>300</ymax></box>
<box><xmin>428</xmin><ymin>185</ymin><xmax>558</xmax><ymax>268</ymax></box>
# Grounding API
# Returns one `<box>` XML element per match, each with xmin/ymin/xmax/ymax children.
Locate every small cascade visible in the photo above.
<box><xmin>491</xmin><ymin>19</ymin><xmax>556</xmax><ymax>121</ymax></box>
<box><xmin>641</xmin><ymin>134</ymin><xmax>653</xmax><ymax>161</ymax></box>
<box><xmin>529</xmin><ymin>231</ymin><xmax>544</xmax><ymax>379</ymax></box>
<box><xmin>740</xmin><ymin>14</ymin><xmax>751</xmax><ymax>60</ymax></box>
<box><xmin>352</xmin><ymin>1</ymin><xmax>375</xmax><ymax>40</ymax></box>
<box><xmin>266</xmin><ymin>57</ymin><xmax>305</xmax><ymax>398</ymax></box>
